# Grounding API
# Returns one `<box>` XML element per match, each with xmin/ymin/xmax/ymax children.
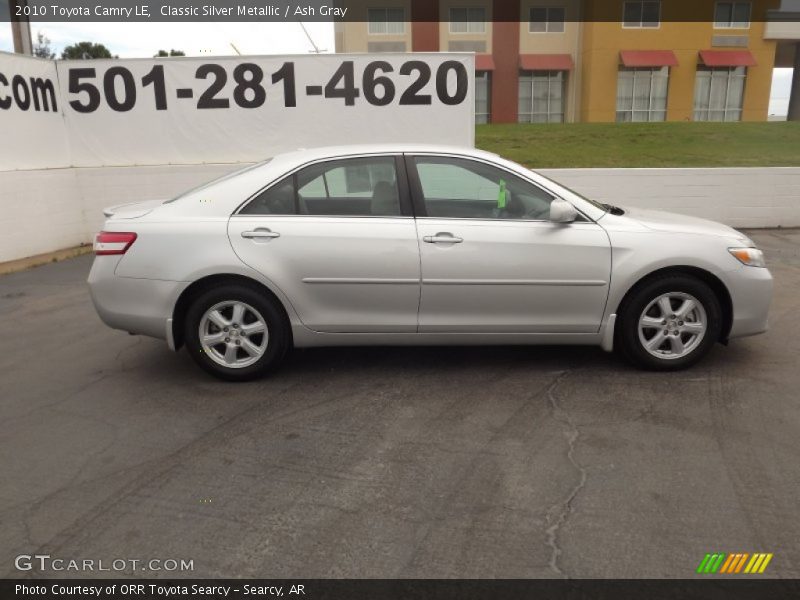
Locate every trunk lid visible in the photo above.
<box><xmin>103</xmin><ymin>199</ymin><xmax>165</xmax><ymax>219</ymax></box>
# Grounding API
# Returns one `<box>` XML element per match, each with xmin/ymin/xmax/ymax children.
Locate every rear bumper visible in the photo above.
<box><xmin>726</xmin><ymin>265</ymin><xmax>773</xmax><ymax>339</ymax></box>
<box><xmin>88</xmin><ymin>256</ymin><xmax>188</xmax><ymax>342</ymax></box>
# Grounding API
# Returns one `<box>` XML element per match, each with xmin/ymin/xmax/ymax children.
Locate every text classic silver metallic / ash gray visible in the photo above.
<box><xmin>88</xmin><ymin>145</ymin><xmax>772</xmax><ymax>380</ymax></box>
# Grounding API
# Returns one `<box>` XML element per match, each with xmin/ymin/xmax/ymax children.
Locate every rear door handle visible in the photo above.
<box><xmin>423</xmin><ymin>233</ymin><xmax>463</xmax><ymax>244</ymax></box>
<box><xmin>242</xmin><ymin>228</ymin><xmax>280</xmax><ymax>240</ymax></box>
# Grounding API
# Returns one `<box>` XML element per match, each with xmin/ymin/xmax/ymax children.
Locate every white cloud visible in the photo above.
<box><xmin>0</xmin><ymin>22</ymin><xmax>12</xmax><ymax>53</ymax></box>
<box><xmin>22</xmin><ymin>21</ymin><xmax>334</xmax><ymax>58</ymax></box>
<box><xmin>770</xmin><ymin>68</ymin><xmax>793</xmax><ymax>116</ymax></box>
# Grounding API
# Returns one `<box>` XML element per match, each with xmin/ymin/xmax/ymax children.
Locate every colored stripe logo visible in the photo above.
<box><xmin>697</xmin><ymin>553</ymin><xmax>773</xmax><ymax>574</ymax></box>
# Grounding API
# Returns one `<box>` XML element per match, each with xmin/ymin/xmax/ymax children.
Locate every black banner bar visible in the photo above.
<box><xmin>2</xmin><ymin>0</ymin><xmax>798</xmax><ymax>23</ymax></box>
<box><xmin>4</xmin><ymin>579</ymin><xmax>800</xmax><ymax>600</ymax></box>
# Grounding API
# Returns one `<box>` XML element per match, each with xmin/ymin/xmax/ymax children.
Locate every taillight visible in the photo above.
<box><xmin>94</xmin><ymin>231</ymin><xmax>137</xmax><ymax>255</ymax></box>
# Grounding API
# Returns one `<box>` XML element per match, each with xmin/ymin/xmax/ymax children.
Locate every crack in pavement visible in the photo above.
<box><xmin>544</xmin><ymin>369</ymin><xmax>588</xmax><ymax>579</ymax></box>
<box><xmin>396</xmin><ymin>366</ymin><xmax>566</xmax><ymax>576</ymax></box>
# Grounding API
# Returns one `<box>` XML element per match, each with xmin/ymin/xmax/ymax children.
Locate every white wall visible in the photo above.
<box><xmin>540</xmin><ymin>167</ymin><xmax>800</xmax><ymax>230</ymax></box>
<box><xmin>74</xmin><ymin>164</ymin><xmax>242</xmax><ymax>236</ymax></box>
<box><xmin>0</xmin><ymin>164</ymin><xmax>241</xmax><ymax>262</ymax></box>
<box><xmin>0</xmin><ymin>165</ymin><xmax>798</xmax><ymax>263</ymax></box>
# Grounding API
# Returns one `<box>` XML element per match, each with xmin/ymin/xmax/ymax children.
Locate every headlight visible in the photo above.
<box><xmin>728</xmin><ymin>247</ymin><xmax>766</xmax><ymax>268</ymax></box>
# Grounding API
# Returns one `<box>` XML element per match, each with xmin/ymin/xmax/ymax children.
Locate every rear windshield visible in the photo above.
<box><xmin>163</xmin><ymin>160</ymin><xmax>271</xmax><ymax>204</ymax></box>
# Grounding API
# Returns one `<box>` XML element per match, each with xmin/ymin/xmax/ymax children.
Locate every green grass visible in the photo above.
<box><xmin>475</xmin><ymin>121</ymin><xmax>800</xmax><ymax>168</ymax></box>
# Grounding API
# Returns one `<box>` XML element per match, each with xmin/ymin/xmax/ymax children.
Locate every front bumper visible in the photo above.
<box><xmin>725</xmin><ymin>265</ymin><xmax>773</xmax><ymax>339</ymax></box>
<box><xmin>88</xmin><ymin>256</ymin><xmax>188</xmax><ymax>342</ymax></box>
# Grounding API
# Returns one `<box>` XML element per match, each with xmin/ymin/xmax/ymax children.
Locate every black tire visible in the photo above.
<box><xmin>617</xmin><ymin>274</ymin><xmax>722</xmax><ymax>371</ymax></box>
<box><xmin>184</xmin><ymin>284</ymin><xmax>290</xmax><ymax>381</ymax></box>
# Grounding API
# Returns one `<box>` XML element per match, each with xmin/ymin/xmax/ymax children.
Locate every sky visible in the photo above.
<box><xmin>0</xmin><ymin>21</ymin><xmax>793</xmax><ymax>115</ymax></box>
<box><xmin>770</xmin><ymin>68</ymin><xmax>793</xmax><ymax>116</ymax></box>
<box><xmin>0</xmin><ymin>21</ymin><xmax>335</xmax><ymax>56</ymax></box>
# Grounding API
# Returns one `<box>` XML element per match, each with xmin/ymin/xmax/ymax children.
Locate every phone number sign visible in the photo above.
<box><xmin>55</xmin><ymin>54</ymin><xmax>475</xmax><ymax>167</ymax></box>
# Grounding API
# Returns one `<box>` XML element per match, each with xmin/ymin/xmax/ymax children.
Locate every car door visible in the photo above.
<box><xmin>406</xmin><ymin>154</ymin><xmax>611</xmax><ymax>334</ymax></box>
<box><xmin>228</xmin><ymin>154</ymin><xmax>421</xmax><ymax>333</ymax></box>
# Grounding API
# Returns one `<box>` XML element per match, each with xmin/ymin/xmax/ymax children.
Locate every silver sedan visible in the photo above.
<box><xmin>88</xmin><ymin>145</ymin><xmax>772</xmax><ymax>380</ymax></box>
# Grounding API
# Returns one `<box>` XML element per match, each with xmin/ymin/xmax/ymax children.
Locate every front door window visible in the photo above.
<box><xmin>412</xmin><ymin>156</ymin><xmax>556</xmax><ymax>221</ymax></box>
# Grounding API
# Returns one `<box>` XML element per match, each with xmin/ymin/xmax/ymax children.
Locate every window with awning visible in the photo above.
<box><xmin>475</xmin><ymin>55</ymin><xmax>495</xmax><ymax>71</ymax></box>
<box><xmin>518</xmin><ymin>71</ymin><xmax>566</xmax><ymax>123</ymax></box>
<box><xmin>616</xmin><ymin>66</ymin><xmax>669</xmax><ymax>122</ymax></box>
<box><xmin>693</xmin><ymin>66</ymin><xmax>747</xmax><ymax>121</ymax></box>
<box><xmin>698</xmin><ymin>49</ymin><xmax>757</xmax><ymax>67</ymax></box>
<box><xmin>517</xmin><ymin>56</ymin><xmax>574</xmax><ymax>124</ymax></box>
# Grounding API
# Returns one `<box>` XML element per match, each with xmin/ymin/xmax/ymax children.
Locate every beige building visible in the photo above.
<box><xmin>335</xmin><ymin>0</ymin><xmax>799</xmax><ymax>123</ymax></box>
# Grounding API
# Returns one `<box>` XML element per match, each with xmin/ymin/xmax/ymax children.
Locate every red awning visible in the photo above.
<box><xmin>519</xmin><ymin>54</ymin><xmax>574</xmax><ymax>71</ymax></box>
<box><xmin>699</xmin><ymin>50</ymin><xmax>757</xmax><ymax>67</ymax></box>
<box><xmin>619</xmin><ymin>50</ymin><xmax>678</xmax><ymax>68</ymax></box>
<box><xmin>475</xmin><ymin>55</ymin><xmax>495</xmax><ymax>71</ymax></box>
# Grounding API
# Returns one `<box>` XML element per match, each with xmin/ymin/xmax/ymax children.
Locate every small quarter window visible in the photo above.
<box><xmin>239</xmin><ymin>175</ymin><xmax>295</xmax><ymax>215</ymax></box>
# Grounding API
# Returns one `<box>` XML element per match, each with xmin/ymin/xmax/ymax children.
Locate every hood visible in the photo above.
<box><xmin>619</xmin><ymin>206</ymin><xmax>744</xmax><ymax>240</ymax></box>
<box><xmin>103</xmin><ymin>199</ymin><xmax>165</xmax><ymax>219</ymax></box>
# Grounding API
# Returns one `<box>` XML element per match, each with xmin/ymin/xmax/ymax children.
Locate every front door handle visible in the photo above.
<box><xmin>242</xmin><ymin>228</ymin><xmax>280</xmax><ymax>240</ymax></box>
<box><xmin>423</xmin><ymin>232</ymin><xmax>463</xmax><ymax>244</ymax></box>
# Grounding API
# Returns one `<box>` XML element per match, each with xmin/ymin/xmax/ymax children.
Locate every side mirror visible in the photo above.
<box><xmin>549</xmin><ymin>198</ymin><xmax>578</xmax><ymax>224</ymax></box>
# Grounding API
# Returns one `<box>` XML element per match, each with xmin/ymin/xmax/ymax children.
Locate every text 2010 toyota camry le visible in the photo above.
<box><xmin>88</xmin><ymin>145</ymin><xmax>772</xmax><ymax>380</ymax></box>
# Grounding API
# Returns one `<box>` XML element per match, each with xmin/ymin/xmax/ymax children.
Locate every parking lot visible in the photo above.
<box><xmin>1</xmin><ymin>229</ymin><xmax>799</xmax><ymax>579</ymax></box>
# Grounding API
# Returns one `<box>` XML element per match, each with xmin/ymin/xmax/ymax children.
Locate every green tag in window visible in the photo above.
<box><xmin>497</xmin><ymin>179</ymin><xmax>507</xmax><ymax>209</ymax></box>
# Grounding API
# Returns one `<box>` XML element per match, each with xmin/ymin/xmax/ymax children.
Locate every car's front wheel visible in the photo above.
<box><xmin>617</xmin><ymin>274</ymin><xmax>723</xmax><ymax>370</ymax></box>
<box><xmin>184</xmin><ymin>284</ymin><xmax>290</xmax><ymax>381</ymax></box>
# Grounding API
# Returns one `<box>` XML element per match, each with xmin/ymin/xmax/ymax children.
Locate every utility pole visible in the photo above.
<box><xmin>10</xmin><ymin>0</ymin><xmax>33</xmax><ymax>55</ymax></box>
<box><xmin>789</xmin><ymin>43</ymin><xmax>800</xmax><ymax>121</ymax></box>
<box><xmin>298</xmin><ymin>22</ymin><xmax>327</xmax><ymax>53</ymax></box>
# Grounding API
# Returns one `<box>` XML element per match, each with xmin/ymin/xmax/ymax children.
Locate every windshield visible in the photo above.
<box><xmin>163</xmin><ymin>160</ymin><xmax>271</xmax><ymax>204</ymax></box>
<box><xmin>534</xmin><ymin>172</ymin><xmax>608</xmax><ymax>212</ymax></box>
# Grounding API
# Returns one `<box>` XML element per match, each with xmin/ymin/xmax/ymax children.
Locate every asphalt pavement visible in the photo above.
<box><xmin>1</xmin><ymin>229</ymin><xmax>799</xmax><ymax>579</ymax></box>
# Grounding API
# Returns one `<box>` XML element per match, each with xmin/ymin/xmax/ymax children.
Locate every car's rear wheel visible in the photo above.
<box><xmin>617</xmin><ymin>274</ymin><xmax>722</xmax><ymax>370</ymax></box>
<box><xmin>184</xmin><ymin>284</ymin><xmax>289</xmax><ymax>381</ymax></box>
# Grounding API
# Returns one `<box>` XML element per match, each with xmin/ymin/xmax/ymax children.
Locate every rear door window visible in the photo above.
<box><xmin>296</xmin><ymin>157</ymin><xmax>401</xmax><ymax>216</ymax></box>
<box><xmin>239</xmin><ymin>156</ymin><xmax>403</xmax><ymax>217</ymax></box>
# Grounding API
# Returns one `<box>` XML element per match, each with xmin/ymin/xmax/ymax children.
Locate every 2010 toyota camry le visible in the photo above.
<box><xmin>88</xmin><ymin>145</ymin><xmax>772</xmax><ymax>381</ymax></box>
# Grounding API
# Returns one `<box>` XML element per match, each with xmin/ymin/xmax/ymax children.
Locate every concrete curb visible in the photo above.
<box><xmin>0</xmin><ymin>244</ymin><xmax>93</xmax><ymax>276</ymax></box>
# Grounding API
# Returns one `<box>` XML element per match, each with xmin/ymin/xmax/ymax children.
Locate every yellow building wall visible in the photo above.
<box><xmin>580</xmin><ymin>0</ymin><xmax>778</xmax><ymax>122</ymax></box>
<box><xmin>334</xmin><ymin>0</ymin><xmax>412</xmax><ymax>53</ymax></box>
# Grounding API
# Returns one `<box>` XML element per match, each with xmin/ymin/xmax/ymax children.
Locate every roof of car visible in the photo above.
<box><xmin>157</xmin><ymin>143</ymin><xmax>607</xmax><ymax>222</ymax></box>
<box><xmin>270</xmin><ymin>144</ymin><xmax>501</xmax><ymax>168</ymax></box>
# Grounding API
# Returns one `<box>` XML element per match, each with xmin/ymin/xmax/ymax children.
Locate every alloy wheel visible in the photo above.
<box><xmin>199</xmin><ymin>300</ymin><xmax>269</xmax><ymax>369</ymax></box>
<box><xmin>637</xmin><ymin>292</ymin><xmax>707</xmax><ymax>360</ymax></box>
